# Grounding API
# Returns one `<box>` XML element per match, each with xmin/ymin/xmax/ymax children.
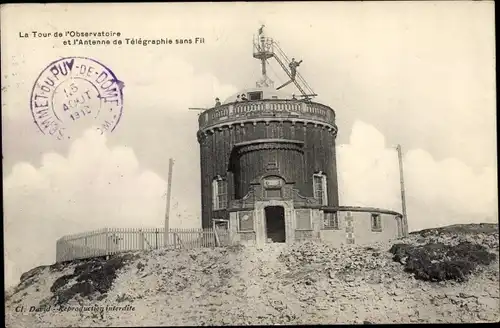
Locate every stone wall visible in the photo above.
<box><xmin>319</xmin><ymin>209</ymin><xmax>403</xmax><ymax>246</ymax></box>
<box><xmin>350</xmin><ymin>211</ymin><xmax>401</xmax><ymax>245</ymax></box>
<box><xmin>229</xmin><ymin>206</ymin><xmax>402</xmax><ymax>246</ymax></box>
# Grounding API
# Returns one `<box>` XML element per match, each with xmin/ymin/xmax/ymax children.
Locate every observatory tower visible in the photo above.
<box><xmin>196</xmin><ymin>27</ymin><xmax>406</xmax><ymax>246</ymax></box>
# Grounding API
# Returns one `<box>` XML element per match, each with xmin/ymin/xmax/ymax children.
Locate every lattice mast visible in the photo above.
<box><xmin>252</xmin><ymin>25</ymin><xmax>317</xmax><ymax>98</ymax></box>
<box><xmin>253</xmin><ymin>25</ymin><xmax>275</xmax><ymax>88</ymax></box>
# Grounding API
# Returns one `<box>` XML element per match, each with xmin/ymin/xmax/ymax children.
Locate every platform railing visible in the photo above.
<box><xmin>56</xmin><ymin>227</ymin><xmax>221</xmax><ymax>263</ymax></box>
<box><xmin>198</xmin><ymin>99</ymin><xmax>336</xmax><ymax>130</ymax></box>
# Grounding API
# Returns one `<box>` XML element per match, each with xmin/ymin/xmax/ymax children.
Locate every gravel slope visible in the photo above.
<box><xmin>5</xmin><ymin>224</ymin><xmax>499</xmax><ymax>327</ymax></box>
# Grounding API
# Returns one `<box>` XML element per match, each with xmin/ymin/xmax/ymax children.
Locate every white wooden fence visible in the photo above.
<box><xmin>56</xmin><ymin>227</ymin><xmax>227</xmax><ymax>263</ymax></box>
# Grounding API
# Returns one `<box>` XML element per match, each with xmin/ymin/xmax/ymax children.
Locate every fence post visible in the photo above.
<box><xmin>105</xmin><ymin>228</ymin><xmax>110</xmax><ymax>257</ymax></box>
<box><xmin>155</xmin><ymin>229</ymin><xmax>158</xmax><ymax>249</ymax></box>
<box><xmin>84</xmin><ymin>236</ymin><xmax>88</xmax><ymax>258</ymax></box>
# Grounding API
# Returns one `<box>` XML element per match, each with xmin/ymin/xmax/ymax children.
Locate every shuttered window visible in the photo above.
<box><xmin>212</xmin><ymin>176</ymin><xmax>227</xmax><ymax>210</ymax></box>
<box><xmin>313</xmin><ymin>172</ymin><xmax>328</xmax><ymax>205</ymax></box>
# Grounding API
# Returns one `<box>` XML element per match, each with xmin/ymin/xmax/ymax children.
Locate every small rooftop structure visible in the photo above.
<box><xmin>223</xmin><ymin>87</ymin><xmax>293</xmax><ymax>105</ymax></box>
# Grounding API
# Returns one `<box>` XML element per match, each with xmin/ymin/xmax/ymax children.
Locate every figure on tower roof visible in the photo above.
<box><xmin>258</xmin><ymin>24</ymin><xmax>265</xmax><ymax>35</ymax></box>
<box><xmin>241</xmin><ymin>93</ymin><xmax>248</xmax><ymax>101</ymax></box>
<box><xmin>215</xmin><ymin>97</ymin><xmax>221</xmax><ymax>106</ymax></box>
<box><xmin>289</xmin><ymin>58</ymin><xmax>303</xmax><ymax>79</ymax></box>
<box><xmin>276</xmin><ymin>57</ymin><xmax>303</xmax><ymax>91</ymax></box>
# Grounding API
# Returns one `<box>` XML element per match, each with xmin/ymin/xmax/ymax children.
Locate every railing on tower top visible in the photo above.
<box><xmin>55</xmin><ymin>227</ymin><xmax>228</xmax><ymax>263</ymax></box>
<box><xmin>198</xmin><ymin>99</ymin><xmax>336</xmax><ymax>130</ymax></box>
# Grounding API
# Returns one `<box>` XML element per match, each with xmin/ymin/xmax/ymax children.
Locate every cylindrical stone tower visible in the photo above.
<box><xmin>197</xmin><ymin>87</ymin><xmax>339</xmax><ymax>229</ymax></box>
<box><xmin>195</xmin><ymin>26</ymin><xmax>405</xmax><ymax>246</ymax></box>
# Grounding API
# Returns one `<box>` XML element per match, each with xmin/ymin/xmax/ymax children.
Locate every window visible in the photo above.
<box><xmin>248</xmin><ymin>91</ymin><xmax>263</xmax><ymax>100</ymax></box>
<box><xmin>214</xmin><ymin>218</ymin><xmax>229</xmax><ymax>230</ymax></box>
<box><xmin>371</xmin><ymin>214</ymin><xmax>382</xmax><ymax>231</ymax></box>
<box><xmin>323</xmin><ymin>212</ymin><xmax>339</xmax><ymax>230</ymax></box>
<box><xmin>313</xmin><ymin>172</ymin><xmax>328</xmax><ymax>205</ymax></box>
<box><xmin>212</xmin><ymin>176</ymin><xmax>228</xmax><ymax>210</ymax></box>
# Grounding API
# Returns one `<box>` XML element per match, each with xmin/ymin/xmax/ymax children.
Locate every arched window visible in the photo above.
<box><xmin>212</xmin><ymin>175</ymin><xmax>228</xmax><ymax>210</ymax></box>
<box><xmin>313</xmin><ymin>171</ymin><xmax>328</xmax><ymax>205</ymax></box>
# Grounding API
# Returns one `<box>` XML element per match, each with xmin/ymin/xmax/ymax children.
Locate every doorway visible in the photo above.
<box><xmin>265</xmin><ymin>206</ymin><xmax>286</xmax><ymax>243</ymax></box>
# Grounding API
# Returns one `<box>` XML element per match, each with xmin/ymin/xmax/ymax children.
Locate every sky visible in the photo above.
<box><xmin>2</xmin><ymin>2</ymin><xmax>497</xmax><ymax>288</ymax></box>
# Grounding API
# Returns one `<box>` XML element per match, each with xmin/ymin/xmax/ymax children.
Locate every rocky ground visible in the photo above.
<box><xmin>5</xmin><ymin>223</ymin><xmax>500</xmax><ymax>327</ymax></box>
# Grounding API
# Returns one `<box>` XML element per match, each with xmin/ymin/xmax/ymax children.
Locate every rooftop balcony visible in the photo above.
<box><xmin>198</xmin><ymin>99</ymin><xmax>336</xmax><ymax>131</ymax></box>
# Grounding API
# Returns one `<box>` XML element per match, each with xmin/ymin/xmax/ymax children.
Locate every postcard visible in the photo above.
<box><xmin>2</xmin><ymin>2</ymin><xmax>498</xmax><ymax>326</ymax></box>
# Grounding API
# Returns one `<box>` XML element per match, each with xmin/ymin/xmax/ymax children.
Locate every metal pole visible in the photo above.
<box><xmin>396</xmin><ymin>144</ymin><xmax>408</xmax><ymax>237</ymax></box>
<box><xmin>164</xmin><ymin>158</ymin><xmax>174</xmax><ymax>246</ymax></box>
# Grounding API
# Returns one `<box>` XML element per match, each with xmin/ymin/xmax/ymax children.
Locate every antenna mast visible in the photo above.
<box><xmin>396</xmin><ymin>145</ymin><xmax>409</xmax><ymax>237</ymax></box>
<box><xmin>253</xmin><ymin>25</ymin><xmax>274</xmax><ymax>88</ymax></box>
<box><xmin>252</xmin><ymin>25</ymin><xmax>317</xmax><ymax>98</ymax></box>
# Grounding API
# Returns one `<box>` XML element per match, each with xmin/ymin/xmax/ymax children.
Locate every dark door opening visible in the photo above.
<box><xmin>265</xmin><ymin>206</ymin><xmax>286</xmax><ymax>243</ymax></box>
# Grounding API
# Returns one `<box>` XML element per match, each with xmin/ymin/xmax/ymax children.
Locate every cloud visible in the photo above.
<box><xmin>3</xmin><ymin>129</ymin><xmax>198</xmax><ymax>288</ymax></box>
<box><xmin>404</xmin><ymin>149</ymin><xmax>497</xmax><ymax>229</ymax></box>
<box><xmin>337</xmin><ymin>121</ymin><xmax>498</xmax><ymax>232</ymax></box>
<box><xmin>2</xmin><ymin>50</ymin><xmax>240</xmax><ymax>288</ymax></box>
<box><xmin>337</xmin><ymin>121</ymin><xmax>401</xmax><ymax>210</ymax></box>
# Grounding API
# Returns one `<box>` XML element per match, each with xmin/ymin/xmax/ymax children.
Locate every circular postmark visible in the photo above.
<box><xmin>30</xmin><ymin>57</ymin><xmax>124</xmax><ymax>140</ymax></box>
